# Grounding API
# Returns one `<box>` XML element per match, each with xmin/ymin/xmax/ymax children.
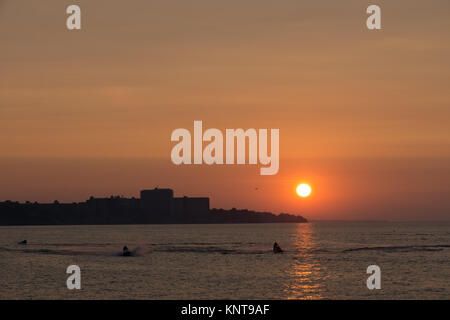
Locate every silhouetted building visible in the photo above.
<box><xmin>140</xmin><ymin>188</ymin><xmax>173</xmax><ymax>222</ymax></box>
<box><xmin>172</xmin><ymin>196</ymin><xmax>210</xmax><ymax>222</ymax></box>
<box><xmin>86</xmin><ymin>196</ymin><xmax>140</xmax><ymax>223</ymax></box>
<box><xmin>0</xmin><ymin>188</ymin><xmax>307</xmax><ymax>225</ymax></box>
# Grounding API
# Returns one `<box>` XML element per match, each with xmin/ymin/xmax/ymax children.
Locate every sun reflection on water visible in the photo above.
<box><xmin>284</xmin><ymin>223</ymin><xmax>327</xmax><ymax>299</ymax></box>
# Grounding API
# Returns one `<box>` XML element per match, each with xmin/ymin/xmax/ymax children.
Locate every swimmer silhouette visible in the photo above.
<box><xmin>273</xmin><ymin>242</ymin><xmax>283</xmax><ymax>253</ymax></box>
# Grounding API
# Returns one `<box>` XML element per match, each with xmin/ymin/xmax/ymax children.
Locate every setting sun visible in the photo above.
<box><xmin>296</xmin><ymin>184</ymin><xmax>312</xmax><ymax>198</ymax></box>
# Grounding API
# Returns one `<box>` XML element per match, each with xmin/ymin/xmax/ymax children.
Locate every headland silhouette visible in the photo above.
<box><xmin>0</xmin><ymin>188</ymin><xmax>307</xmax><ymax>225</ymax></box>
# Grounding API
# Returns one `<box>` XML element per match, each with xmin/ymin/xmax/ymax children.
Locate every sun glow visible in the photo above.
<box><xmin>296</xmin><ymin>184</ymin><xmax>312</xmax><ymax>198</ymax></box>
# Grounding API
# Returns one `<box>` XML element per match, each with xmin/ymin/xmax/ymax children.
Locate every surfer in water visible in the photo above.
<box><xmin>122</xmin><ymin>246</ymin><xmax>131</xmax><ymax>256</ymax></box>
<box><xmin>273</xmin><ymin>242</ymin><xmax>283</xmax><ymax>253</ymax></box>
<box><xmin>18</xmin><ymin>240</ymin><xmax>27</xmax><ymax>245</ymax></box>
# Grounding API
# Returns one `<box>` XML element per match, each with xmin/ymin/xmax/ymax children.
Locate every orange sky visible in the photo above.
<box><xmin>1</xmin><ymin>0</ymin><xmax>449</xmax><ymax>220</ymax></box>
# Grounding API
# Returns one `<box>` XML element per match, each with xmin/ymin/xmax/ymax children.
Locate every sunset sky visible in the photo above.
<box><xmin>1</xmin><ymin>0</ymin><xmax>449</xmax><ymax>220</ymax></box>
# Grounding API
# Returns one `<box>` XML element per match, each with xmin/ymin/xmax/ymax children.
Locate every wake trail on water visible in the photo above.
<box><xmin>343</xmin><ymin>244</ymin><xmax>450</xmax><ymax>253</ymax></box>
<box><xmin>2</xmin><ymin>242</ymin><xmax>448</xmax><ymax>257</ymax></box>
<box><xmin>0</xmin><ymin>245</ymin><xmax>151</xmax><ymax>257</ymax></box>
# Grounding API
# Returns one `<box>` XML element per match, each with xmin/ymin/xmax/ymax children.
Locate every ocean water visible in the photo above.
<box><xmin>0</xmin><ymin>222</ymin><xmax>449</xmax><ymax>299</ymax></box>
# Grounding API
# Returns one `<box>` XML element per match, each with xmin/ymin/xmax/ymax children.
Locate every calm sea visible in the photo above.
<box><xmin>0</xmin><ymin>222</ymin><xmax>449</xmax><ymax>299</ymax></box>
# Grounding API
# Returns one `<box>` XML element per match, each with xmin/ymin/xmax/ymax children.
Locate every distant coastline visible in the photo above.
<box><xmin>0</xmin><ymin>188</ymin><xmax>307</xmax><ymax>226</ymax></box>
